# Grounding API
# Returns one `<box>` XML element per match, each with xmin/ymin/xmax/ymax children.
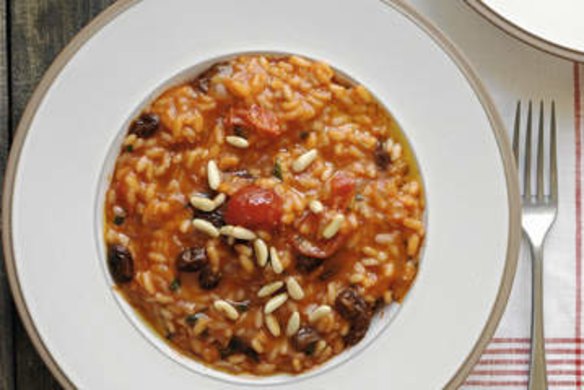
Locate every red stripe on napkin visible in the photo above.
<box><xmin>464</xmin><ymin>380</ymin><xmax>579</xmax><ymax>387</ymax></box>
<box><xmin>477</xmin><ymin>358</ymin><xmax>580</xmax><ymax>366</ymax></box>
<box><xmin>573</xmin><ymin>61</ymin><xmax>583</xmax><ymax>389</ymax></box>
<box><xmin>471</xmin><ymin>369</ymin><xmax>580</xmax><ymax>376</ymax></box>
<box><xmin>491</xmin><ymin>338</ymin><xmax>584</xmax><ymax>344</ymax></box>
<box><xmin>482</xmin><ymin>348</ymin><xmax>581</xmax><ymax>355</ymax></box>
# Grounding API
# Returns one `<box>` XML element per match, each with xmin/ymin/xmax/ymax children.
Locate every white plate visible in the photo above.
<box><xmin>2</xmin><ymin>0</ymin><xmax>520</xmax><ymax>389</ymax></box>
<box><xmin>467</xmin><ymin>0</ymin><xmax>584</xmax><ymax>61</ymax></box>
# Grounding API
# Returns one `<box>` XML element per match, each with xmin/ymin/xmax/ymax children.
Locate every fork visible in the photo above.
<box><xmin>512</xmin><ymin>101</ymin><xmax>558</xmax><ymax>390</ymax></box>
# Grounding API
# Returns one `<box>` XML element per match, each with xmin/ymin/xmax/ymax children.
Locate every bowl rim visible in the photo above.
<box><xmin>466</xmin><ymin>0</ymin><xmax>584</xmax><ymax>62</ymax></box>
<box><xmin>1</xmin><ymin>0</ymin><xmax>521</xmax><ymax>389</ymax></box>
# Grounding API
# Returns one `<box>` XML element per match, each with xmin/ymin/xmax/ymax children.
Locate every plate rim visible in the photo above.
<box><xmin>1</xmin><ymin>1</ymin><xmax>521</xmax><ymax>389</ymax></box>
<box><xmin>466</xmin><ymin>0</ymin><xmax>584</xmax><ymax>62</ymax></box>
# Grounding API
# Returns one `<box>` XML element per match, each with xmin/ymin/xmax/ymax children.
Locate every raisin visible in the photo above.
<box><xmin>318</xmin><ymin>264</ymin><xmax>339</xmax><ymax>281</ymax></box>
<box><xmin>334</xmin><ymin>288</ymin><xmax>369</xmax><ymax>321</ymax></box>
<box><xmin>220</xmin><ymin>336</ymin><xmax>259</xmax><ymax>362</ymax></box>
<box><xmin>198</xmin><ymin>266</ymin><xmax>221</xmax><ymax>290</ymax></box>
<box><xmin>370</xmin><ymin>297</ymin><xmax>385</xmax><ymax>314</ymax></box>
<box><xmin>374</xmin><ymin>140</ymin><xmax>391</xmax><ymax>170</ymax></box>
<box><xmin>129</xmin><ymin>113</ymin><xmax>160</xmax><ymax>138</ymax></box>
<box><xmin>344</xmin><ymin>315</ymin><xmax>371</xmax><ymax>346</ymax></box>
<box><xmin>335</xmin><ymin>288</ymin><xmax>373</xmax><ymax>346</ymax></box>
<box><xmin>295</xmin><ymin>254</ymin><xmax>323</xmax><ymax>274</ymax></box>
<box><xmin>193</xmin><ymin>207</ymin><xmax>225</xmax><ymax>228</ymax></box>
<box><xmin>107</xmin><ymin>244</ymin><xmax>134</xmax><ymax>284</ymax></box>
<box><xmin>291</xmin><ymin>326</ymin><xmax>321</xmax><ymax>354</ymax></box>
<box><xmin>176</xmin><ymin>247</ymin><xmax>208</xmax><ymax>273</ymax></box>
<box><xmin>194</xmin><ymin>62</ymin><xmax>232</xmax><ymax>93</ymax></box>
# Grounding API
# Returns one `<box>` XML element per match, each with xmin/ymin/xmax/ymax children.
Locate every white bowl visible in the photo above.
<box><xmin>2</xmin><ymin>0</ymin><xmax>520</xmax><ymax>389</ymax></box>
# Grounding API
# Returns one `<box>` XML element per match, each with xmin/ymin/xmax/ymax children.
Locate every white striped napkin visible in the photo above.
<box><xmin>407</xmin><ymin>1</ymin><xmax>584</xmax><ymax>388</ymax></box>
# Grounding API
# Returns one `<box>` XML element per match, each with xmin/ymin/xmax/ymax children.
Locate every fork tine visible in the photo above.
<box><xmin>513</xmin><ymin>101</ymin><xmax>521</xmax><ymax>166</ymax></box>
<box><xmin>524</xmin><ymin>101</ymin><xmax>533</xmax><ymax>198</ymax></box>
<box><xmin>550</xmin><ymin>101</ymin><xmax>558</xmax><ymax>201</ymax></box>
<box><xmin>536</xmin><ymin>101</ymin><xmax>545</xmax><ymax>199</ymax></box>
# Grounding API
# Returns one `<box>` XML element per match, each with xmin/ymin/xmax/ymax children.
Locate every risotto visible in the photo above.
<box><xmin>104</xmin><ymin>54</ymin><xmax>425</xmax><ymax>375</ymax></box>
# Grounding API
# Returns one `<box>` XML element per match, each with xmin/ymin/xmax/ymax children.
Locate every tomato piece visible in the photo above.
<box><xmin>246</xmin><ymin>104</ymin><xmax>281</xmax><ymax>136</ymax></box>
<box><xmin>228</xmin><ymin>105</ymin><xmax>282</xmax><ymax>136</ymax></box>
<box><xmin>224</xmin><ymin>185</ymin><xmax>283</xmax><ymax>229</ymax></box>
<box><xmin>291</xmin><ymin>213</ymin><xmax>347</xmax><ymax>259</ymax></box>
<box><xmin>329</xmin><ymin>172</ymin><xmax>356</xmax><ymax>210</ymax></box>
<box><xmin>292</xmin><ymin>233</ymin><xmax>347</xmax><ymax>259</ymax></box>
<box><xmin>291</xmin><ymin>173</ymin><xmax>355</xmax><ymax>258</ymax></box>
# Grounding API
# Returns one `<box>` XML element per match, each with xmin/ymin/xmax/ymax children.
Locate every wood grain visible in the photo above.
<box><xmin>8</xmin><ymin>1</ymin><xmax>116</xmax><ymax>388</ymax></box>
<box><xmin>0</xmin><ymin>0</ymin><xmax>14</xmax><ymax>388</ymax></box>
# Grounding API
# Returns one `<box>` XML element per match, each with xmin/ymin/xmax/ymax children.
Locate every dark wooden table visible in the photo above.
<box><xmin>1</xmin><ymin>2</ymin><xmax>117</xmax><ymax>388</ymax></box>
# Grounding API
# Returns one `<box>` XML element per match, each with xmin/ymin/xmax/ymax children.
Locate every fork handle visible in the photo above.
<box><xmin>528</xmin><ymin>243</ymin><xmax>548</xmax><ymax>390</ymax></box>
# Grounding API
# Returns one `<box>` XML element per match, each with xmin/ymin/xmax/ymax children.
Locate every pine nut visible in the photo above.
<box><xmin>270</xmin><ymin>247</ymin><xmax>284</xmax><ymax>274</ymax></box>
<box><xmin>292</xmin><ymin>149</ymin><xmax>318</xmax><ymax>173</ymax></box>
<box><xmin>309</xmin><ymin>199</ymin><xmax>324</xmax><ymax>214</ymax></box>
<box><xmin>322</xmin><ymin>214</ymin><xmax>345</xmax><ymax>239</ymax></box>
<box><xmin>286</xmin><ymin>311</ymin><xmax>301</xmax><ymax>336</ymax></box>
<box><xmin>219</xmin><ymin>225</ymin><xmax>234</xmax><ymax>236</ymax></box>
<box><xmin>265</xmin><ymin>314</ymin><xmax>281</xmax><ymax>337</ymax></box>
<box><xmin>214</xmin><ymin>300</ymin><xmax>239</xmax><ymax>321</ymax></box>
<box><xmin>258</xmin><ymin>281</ymin><xmax>284</xmax><ymax>297</ymax></box>
<box><xmin>192</xmin><ymin>219</ymin><xmax>220</xmax><ymax>238</ymax></box>
<box><xmin>220</xmin><ymin>225</ymin><xmax>256</xmax><ymax>240</ymax></box>
<box><xmin>309</xmin><ymin>305</ymin><xmax>332</xmax><ymax>323</ymax></box>
<box><xmin>226</xmin><ymin>136</ymin><xmax>250</xmax><ymax>149</ymax></box>
<box><xmin>232</xmin><ymin>226</ymin><xmax>256</xmax><ymax>240</ymax></box>
<box><xmin>207</xmin><ymin>160</ymin><xmax>221</xmax><ymax>190</ymax></box>
<box><xmin>190</xmin><ymin>196</ymin><xmax>216</xmax><ymax>212</ymax></box>
<box><xmin>254</xmin><ymin>238</ymin><xmax>268</xmax><ymax>267</ymax></box>
<box><xmin>213</xmin><ymin>193</ymin><xmax>226</xmax><ymax>207</ymax></box>
<box><xmin>264</xmin><ymin>293</ymin><xmax>288</xmax><ymax>314</ymax></box>
<box><xmin>286</xmin><ymin>277</ymin><xmax>304</xmax><ymax>300</ymax></box>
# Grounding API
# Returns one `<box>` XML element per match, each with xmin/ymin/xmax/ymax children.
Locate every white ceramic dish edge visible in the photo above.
<box><xmin>466</xmin><ymin>0</ymin><xmax>584</xmax><ymax>62</ymax></box>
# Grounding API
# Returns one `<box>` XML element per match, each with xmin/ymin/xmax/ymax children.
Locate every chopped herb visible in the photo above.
<box><xmin>230</xmin><ymin>300</ymin><xmax>250</xmax><ymax>312</ymax></box>
<box><xmin>233</xmin><ymin>125</ymin><xmax>247</xmax><ymax>138</ymax></box>
<box><xmin>355</xmin><ymin>194</ymin><xmax>364</xmax><ymax>201</ymax></box>
<box><xmin>169</xmin><ymin>278</ymin><xmax>181</xmax><ymax>292</ymax></box>
<box><xmin>273</xmin><ymin>160</ymin><xmax>283</xmax><ymax>180</ymax></box>
<box><xmin>113</xmin><ymin>215</ymin><xmax>125</xmax><ymax>225</ymax></box>
<box><xmin>305</xmin><ymin>342</ymin><xmax>317</xmax><ymax>356</ymax></box>
<box><xmin>229</xmin><ymin>169</ymin><xmax>253</xmax><ymax>179</ymax></box>
<box><xmin>300</xmin><ymin>131</ymin><xmax>310</xmax><ymax>140</ymax></box>
<box><xmin>124</xmin><ymin>144</ymin><xmax>134</xmax><ymax>153</ymax></box>
<box><xmin>185</xmin><ymin>310</ymin><xmax>207</xmax><ymax>326</ymax></box>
